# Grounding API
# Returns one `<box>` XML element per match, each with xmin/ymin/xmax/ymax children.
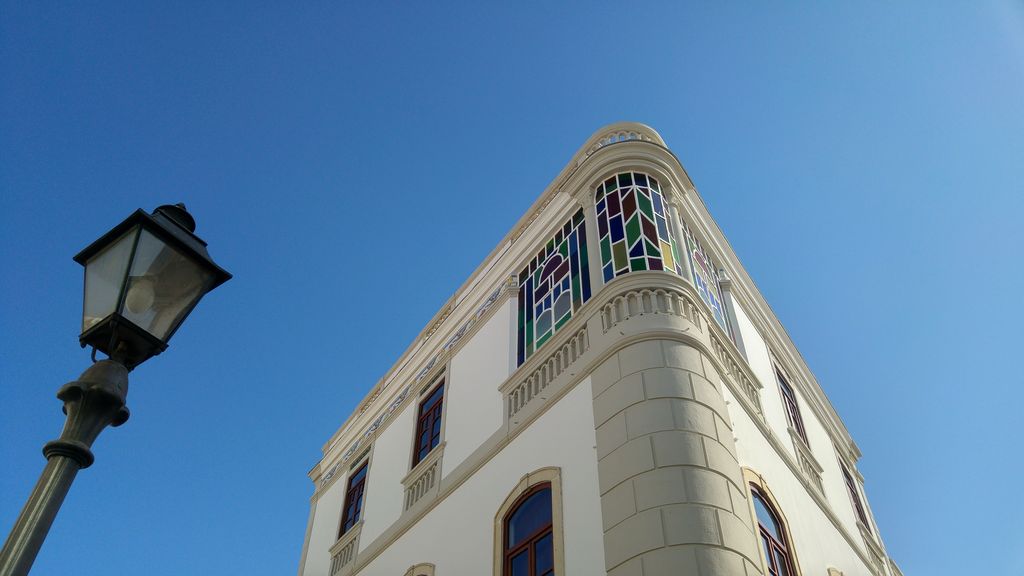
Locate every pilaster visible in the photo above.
<box><xmin>663</xmin><ymin>188</ymin><xmax>695</xmax><ymax>283</ymax></box>
<box><xmin>569</xmin><ymin>185</ymin><xmax>606</xmax><ymax>298</ymax></box>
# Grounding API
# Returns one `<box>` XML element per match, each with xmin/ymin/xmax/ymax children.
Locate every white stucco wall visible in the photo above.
<box><xmin>355</xmin><ymin>377</ymin><xmax>605</xmax><ymax>576</ymax></box>
<box><xmin>731</xmin><ymin>301</ymin><xmax>794</xmax><ymax>457</ymax></box>
<box><xmin>732</xmin><ymin>299</ymin><xmax>874</xmax><ymax>545</ymax></box>
<box><xmin>443</xmin><ymin>297</ymin><xmax>515</xmax><ymax>473</ymax></box>
<box><xmin>359</xmin><ymin>401</ymin><xmax>416</xmax><ymax>548</ymax></box>
<box><xmin>301</xmin><ymin>472</ymin><xmax>347</xmax><ymax>576</ymax></box>
<box><xmin>722</xmin><ymin>384</ymin><xmax>875</xmax><ymax>576</ymax></box>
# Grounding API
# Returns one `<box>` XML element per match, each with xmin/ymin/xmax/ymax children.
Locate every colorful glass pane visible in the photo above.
<box><xmin>595</xmin><ymin>171</ymin><xmax>683</xmax><ymax>282</ymax></box>
<box><xmin>681</xmin><ymin>221</ymin><xmax>731</xmax><ymax>335</ymax></box>
<box><xmin>517</xmin><ymin>209</ymin><xmax>592</xmax><ymax>366</ymax></box>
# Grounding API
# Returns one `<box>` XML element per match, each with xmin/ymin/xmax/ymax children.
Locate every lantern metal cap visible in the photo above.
<box><xmin>73</xmin><ymin>204</ymin><xmax>232</xmax><ymax>290</ymax></box>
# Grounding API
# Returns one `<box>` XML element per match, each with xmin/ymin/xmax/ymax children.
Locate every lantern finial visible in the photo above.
<box><xmin>154</xmin><ymin>204</ymin><xmax>196</xmax><ymax>233</ymax></box>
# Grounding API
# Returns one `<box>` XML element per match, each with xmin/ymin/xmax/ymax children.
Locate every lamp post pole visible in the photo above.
<box><xmin>0</xmin><ymin>360</ymin><xmax>130</xmax><ymax>576</ymax></box>
<box><xmin>0</xmin><ymin>203</ymin><xmax>230</xmax><ymax>576</ymax></box>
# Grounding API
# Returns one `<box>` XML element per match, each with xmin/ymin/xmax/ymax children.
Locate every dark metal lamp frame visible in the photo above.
<box><xmin>0</xmin><ymin>204</ymin><xmax>230</xmax><ymax>576</ymax></box>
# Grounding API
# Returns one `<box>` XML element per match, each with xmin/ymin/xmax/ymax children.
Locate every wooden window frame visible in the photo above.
<box><xmin>751</xmin><ymin>485</ymin><xmax>796</xmax><ymax>576</ymax></box>
<box><xmin>743</xmin><ymin>469</ymin><xmax>803</xmax><ymax>576</ymax></box>
<box><xmin>503</xmin><ymin>483</ymin><xmax>554</xmax><ymax>576</ymax></box>
<box><xmin>339</xmin><ymin>460</ymin><xmax>368</xmax><ymax>537</ymax></box>
<box><xmin>412</xmin><ymin>379</ymin><xmax>445</xmax><ymax>467</ymax></box>
<box><xmin>841</xmin><ymin>462</ymin><xmax>871</xmax><ymax>530</ymax></box>
<box><xmin>493</xmin><ymin>468</ymin><xmax>564</xmax><ymax>576</ymax></box>
<box><xmin>776</xmin><ymin>368</ymin><xmax>808</xmax><ymax>444</ymax></box>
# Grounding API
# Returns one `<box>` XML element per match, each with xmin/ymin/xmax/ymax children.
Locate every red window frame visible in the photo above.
<box><xmin>751</xmin><ymin>486</ymin><xmax>795</xmax><ymax>576</ymax></box>
<box><xmin>776</xmin><ymin>369</ymin><xmax>808</xmax><ymax>444</ymax></box>
<box><xmin>412</xmin><ymin>380</ymin><xmax>444</xmax><ymax>467</ymax></box>
<box><xmin>339</xmin><ymin>461</ymin><xmax>367</xmax><ymax>537</ymax></box>
<box><xmin>842</xmin><ymin>463</ymin><xmax>871</xmax><ymax>530</ymax></box>
<box><xmin>503</xmin><ymin>483</ymin><xmax>554</xmax><ymax>576</ymax></box>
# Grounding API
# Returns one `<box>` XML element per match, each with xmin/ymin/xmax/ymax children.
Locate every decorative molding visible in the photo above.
<box><xmin>403</xmin><ymin>563</ymin><xmax>435</xmax><ymax>576</ymax></box>
<box><xmin>329</xmin><ymin>520</ymin><xmax>362</xmax><ymax>576</ymax></box>
<box><xmin>505</xmin><ymin>328</ymin><xmax>588</xmax><ymax>421</ymax></box>
<box><xmin>415</xmin><ymin>283</ymin><xmax>506</xmax><ymax>383</ymax></box>
<box><xmin>788</xmin><ymin>426</ymin><xmax>824</xmax><ymax>495</ymax></box>
<box><xmin>333</xmin><ymin>386</ymin><xmax>410</xmax><ymax>475</ymax></box>
<box><xmin>710</xmin><ymin>329</ymin><xmax>764</xmax><ymax>420</ymax></box>
<box><xmin>599</xmin><ymin>286</ymin><xmax>702</xmax><ymax>333</ymax></box>
<box><xmin>576</xmin><ymin>126</ymin><xmax>659</xmax><ymax>168</ymax></box>
<box><xmin>401</xmin><ymin>443</ymin><xmax>444</xmax><ymax>512</ymax></box>
<box><xmin>491</xmin><ymin>467</ymin><xmax>565</xmax><ymax>576</ymax></box>
<box><xmin>743</xmin><ymin>468</ymin><xmax>806</xmax><ymax>576</ymax></box>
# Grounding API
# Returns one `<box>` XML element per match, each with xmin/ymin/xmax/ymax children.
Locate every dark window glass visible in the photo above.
<box><xmin>777</xmin><ymin>370</ymin><xmax>808</xmax><ymax>443</ymax></box>
<box><xmin>751</xmin><ymin>486</ymin><xmax>795</xmax><ymax>576</ymax></box>
<box><xmin>842</xmin><ymin>464</ymin><xmax>871</xmax><ymax>529</ymax></box>
<box><xmin>413</xmin><ymin>381</ymin><xmax>444</xmax><ymax>466</ymax></box>
<box><xmin>534</xmin><ymin>532</ymin><xmax>553</xmax><ymax>575</ymax></box>
<box><xmin>339</xmin><ymin>462</ymin><xmax>368</xmax><ymax>536</ymax></box>
<box><xmin>504</xmin><ymin>484</ymin><xmax>554</xmax><ymax>576</ymax></box>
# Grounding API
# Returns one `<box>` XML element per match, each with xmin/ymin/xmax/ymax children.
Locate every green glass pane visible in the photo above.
<box><xmin>612</xmin><ymin>241</ymin><xmax>628</xmax><ymax>270</ymax></box>
<box><xmin>671</xmin><ymin>239</ymin><xmax>683</xmax><ymax>275</ymax></box>
<box><xmin>559</xmin><ymin>240</ymin><xmax>568</xmax><ymax>258</ymax></box>
<box><xmin>571</xmin><ymin>273</ymin><xmax>581</xmax><ymax>304</ymax></box>
<box><xmin>555</xmin><ymin>313</ymin><xmax>571</xmax><ymax>330</ymax></box>
<box><xmin>630</xmin><ymin>257</ymin><xmax>648</xmax><ymax>271</ymax></box>
<box><xmin>637</xmin><ymin>192</ymin><xmax>654</xmax><ymax>220</ymax></box>
<box><xmin>625</xmin><ymin>215</ymin><xmax>641</xmax><ymax>245</ymax></box>
<box><xmin>645</xmin><ymin>239</ymin><xmax>661</xmax><ymax>257</ymax></box>
<box><xmin>536</xmin><ymin>331</ymin><xmax>551</xmax><ymax>348</ymax></box>
<box><xmin>600</xmin><ymin>237</ymin><xmax>612</xmax><ymax>265</ymax></box>
<box><xmin>546</xmin><ymin>239</ymin><xmax>555</xmax><ymax>253</ymax></box>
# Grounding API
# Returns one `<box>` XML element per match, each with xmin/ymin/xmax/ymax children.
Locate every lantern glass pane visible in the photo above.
<box><xmin>121</xmin><ymin>229</ymin><xmax>214</xmax><ymax>341</ymax></box>
<box><xmin>82</xmin><ymin>227</ymin><xmax>137</xmax><ymax>333</ymax></box>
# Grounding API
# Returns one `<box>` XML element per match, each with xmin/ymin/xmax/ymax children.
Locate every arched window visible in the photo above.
<box><xmin>503</xmin><ymin>484</ymin><xmax>555</xmax><ymax>576</ymax></box>
<box><xmin>751</xmin><ymin>485</ymin><xmax>796</xmax><ymax>576</ymax></box>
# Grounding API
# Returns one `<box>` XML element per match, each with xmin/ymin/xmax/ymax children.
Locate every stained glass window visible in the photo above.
<box><xmin>681</xmin><ymin>221</ymin><xmax>731</xmax><ymax>334</ymax></box>
<box><xmin>517</xmin><ymin>209</ymin><xmax>592</xmax><ymax>366</ymax></box>
<box><xmin>595</xmin><ymin>172</ymin><xmax>683</xmax><ymax>282</ymax></box>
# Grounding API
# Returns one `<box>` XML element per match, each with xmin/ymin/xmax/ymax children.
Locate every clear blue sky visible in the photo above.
<box><xmin>2</xmin><ymin>2</ymin><xmax>1022</xmax><ymax>574</ymax></box>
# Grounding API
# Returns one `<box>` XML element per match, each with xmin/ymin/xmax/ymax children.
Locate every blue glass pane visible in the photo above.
<box><xmin>535</xmin><ymin>532</ymin><xmax>553</xmax><ymax>574</ymax></box>
<box><xmin>422</xmin><ymin>384</ymin><xmax>444</xmax><ymax>412</ymax></box>
<box><xmin>635</xmin><ymin>173</ymin><xmax>648</xmax><ymax>187</ymax></box>
<box><xmin>610</xmin><ymin>218</ymin><xmax>624</xmax><ymax>241</ymax></box>
<box><xmin>753</xmin><ymin>493</ymin><xmax>782</xmax><ymax>540</ymax></box>
<box><xmin>349</xmin><ymin>464</ymin><xmax>367</xmax><ymax>487</ymax></box>
<box><xmin>656</xmin><ymin>216</ymin><xmax>669</xmax><ymax>240</ymax></box>
<box><xmin>511</xmin><ymin>550</ymin><xmax>529</xmax><ymax>576</ymax></box>
<box><xmin>507</xmin><ymin>488</ymin><xmax>552</xmax><ymax>547</ymax></box>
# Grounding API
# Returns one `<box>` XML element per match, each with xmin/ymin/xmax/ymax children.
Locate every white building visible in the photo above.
<box><xmin>297</xmin><ymin>123</ymin><xmax>901</xmax><ymax>576</ymax></box>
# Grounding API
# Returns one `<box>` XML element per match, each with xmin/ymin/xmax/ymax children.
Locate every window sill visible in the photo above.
<box><xmin>402</xmin><ymin>441</ymin><xmax>445</xmax><ymax>487</ymax></box>
<box><xmin>329</xmin><ymin>520</ymin><xmax>363</xmax><ymax>576</ymax></box>
<box><xmin>401</xmin><ymin>442</ymin><xmax>445</xmax><ymax>512</ymax></box>
<box><xmin>787</xmin><ymin>426</ymin><xmax>824</xmax><ymax>495</ymax></box>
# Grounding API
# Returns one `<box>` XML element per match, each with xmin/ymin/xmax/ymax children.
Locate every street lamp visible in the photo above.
<box><xmin>0</xmin><ymin>204</ymin><xmax>231</xmax><ymax>576</ymax></box>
